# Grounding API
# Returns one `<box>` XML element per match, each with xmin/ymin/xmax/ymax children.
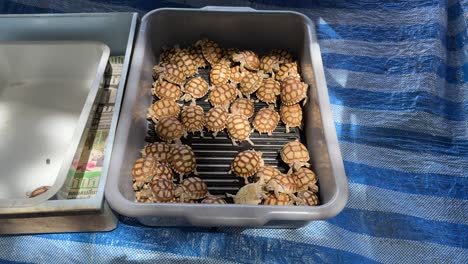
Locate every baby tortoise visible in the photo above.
<box><xmin>181</xmin><ymin>77</ymin><xmax>210</xmax><ymax>103</ymax></box>
<box><xmin>204</xmin><ymin>106</ymin><xmax>229</xmax><ymax>138</ymax></box>
<box><xmin>155</xmin><ymin>116</ymin><xmax>184</xmax><ymax>144</ymax></box>
<box><xmin>296</xmin><ymin>190</ymin><xmax>320</xmax><ymax>206</ymax></box>
<box><xmin>170</xmin><ymin>144</ymin><xmax>197</xmax><ymax>182</ymax></box>
<box><xmin>230</xmin><ymin>98</ymin><xmax>254</xmax><ymax>119</ymax></box>
<box><xmin>256</xmin><ymin>78</ymin><xmax>280</xmax><ymax>105</ymax></box>
<box><xmin>252</xmin><ymin>105</ymin><xmax>280</xmax><ymax>136</ymax></box>
<box><xmin>226</xmin><ymin>181</ymin><xmax>268</xmax><ymax>205</ymax></box>
<box><xmin>232</xmin><ymin>50</ymin><xmax>260</xmax><ymax>71</ymax></box>
<box><xmin>147</xmin><ymin>99</ymin><xmax>180</xmax><ymax>122</ymax></box>
<box><xmin>230</xmin><ymin>150</ymin><xmax>264</xmax><ymax>184</ymax></box>
<box><xmin>152</xmin><ymin>80</ymin><xmax>183</xmax><ymax>101</ymax></box>
<box><xmin>210</xmin><ymin>61</ymin><xmax>231</xmax><ymax>86</ymax></box>
<box><xmin>208</xmin><ymin>83</ymin><xmax>238</xmax><ymax>108</ymax></box>
<box><xmin>195</xmin><ymin>38</ymin><xmax>223</xmax><ymax>65</ymax></box>
<box><xmin>226</xmin><ymin>113</ymin><xmax>254</xmax><ymax>146</ymax></box>
<box><xmin>131</xmin><ymin>156</ymin><xmax>157</xmax><ymax>190</ymax></box>
<box><xmin>180</xmin><ymin>102</ymin><xmax>205</xmax><ymax>137</ymax></box>
<box><xmin>140</xmin><ymin>142</ymin><xmax>172</xmax><ymax>163</ymax></box>
<box><xmin>275</xmin><ymin>62</ymin><xmax>301</xmax><ymax>82</ymax></box>
<box><xmin>175</xmin><ymin>177</ymin><xmax>209</xmax><ymax>202</ymax></box>
<box><xmin>291</xmin><ymin>167</ymin><xmax>318</xmax><ymax>193</ymax></box>
<box><xmin>261</xmin><ymin>193</ymin><xmax>293</xmax><ymax>205</ymax></box>
<box><xmin>280</xmin><ymin>103</ymin><xmax>302</xmax><ymax>133</ymax></box>
<box><xmin>280</xmin><ymin>140</ymin><xmax>311</xmax><ymax>173</ymax></box>
<box><xmin>280</xmin><ymin>76</ymin><xmax>308</xmax><ymax>106</ymax></box>
<box><xmin>201</xmin><ymin>195</ymin><xmax>227</xmax><ymax>204</ymax></box>
<box><xmin>255</xmin><ymin>165</ymin><xmax>282</xmax><ymax>183</ymax></box>
<box><xmin>150</xmin><ymin>178</ymin><xmax>175</xmax><ymax>202</ymax></box>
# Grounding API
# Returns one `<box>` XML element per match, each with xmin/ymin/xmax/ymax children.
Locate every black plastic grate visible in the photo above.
<box><xmin>146</xmin><ymin>69</ymin><xmax>302</xmax><ymax>196</ymax></box>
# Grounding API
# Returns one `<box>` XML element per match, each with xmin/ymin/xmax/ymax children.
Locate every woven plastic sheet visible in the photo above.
<box><xmin>0</xmin><ymin>1</ymin><xmax>467</xmax><ymax>263</ymax></box>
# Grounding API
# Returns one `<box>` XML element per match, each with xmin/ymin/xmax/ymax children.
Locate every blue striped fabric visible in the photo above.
<box><xmin>0</xmin><ymin>0</ymin><xmax>467</xmax><ymax>263</ymax></box>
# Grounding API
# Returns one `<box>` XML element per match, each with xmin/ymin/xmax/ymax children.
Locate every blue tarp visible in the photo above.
<box><xmin>0</xmin><ymin>1</ymin><xmax>466</xmax><ymax>263</ymax></box>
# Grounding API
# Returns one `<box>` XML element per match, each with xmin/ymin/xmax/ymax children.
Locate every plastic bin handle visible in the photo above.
<box><xmin>201</xmin><ymin>6</ymin><xmax>257</xmax><ymax>12</ymax></box>
<box><xmin>187</xmin><ymin>210</ymin><xmax>267</xmax><ymax>227</ymax></box>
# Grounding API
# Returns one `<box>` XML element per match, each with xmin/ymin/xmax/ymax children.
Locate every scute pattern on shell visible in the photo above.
<box><xmin>280</xmin><ymin>141</ymin><xmax>310</xmax><ymax>165</ymax></box>
<box><xmin>280</xmin><ymin>77</ymin><xmax>308</xmax><ymax>105</ymax></box>
<box><xmin>181</xmin><ymin>104</ymin><xmax>205</xmax><ymax>133</ymax></box>
<box><xmin>210</xmin><ymin>62</ymin><xmax>230</xmax><ymax>86</ymax></box>
<box><xmin>152</xmin><ymin>80</ymin><xmax>182</xmax><ymax>101</ymax></box>
<box><xmin>229</xmin><ymin>66</ymin><xmax>244</xmax><ymax>84</ymax></box>
<box><xmin>209</xmin><ymin>83</ymin><xmax>237</xmax><ymax>107</ymax></box>
<box><xmin>255</xmin><ymin>166</ymin><xmax>281</xmax><ymax>183</ymax></box>
<box><xmin>171</xmin><ymin>48</ymin><xmax>198</xmax><ymax>77</ymax></box>
<box><xmin>151</xmin><ymin>162</ymin><xmax>174</xmax><ymax>182</ymax></box>
<box><xmin>252</xmin><ymin>106</ymin><xmax>280</xmax><ymax>135</ymax></box>
<box><xmin>280</xmin><ymin>104</ymin><xmax>302</xmax><ymax>130</ymax></box>
<box><xmin>233</xmin><ymin>50</ymin><xmax>260</xmax><ymax>71</ymax></box>
<box><xmin>296</xmin><ymin>190</ymin><xmax>320</xmax><ymax>206</ymax></box>
<box><xmin>231</xmin><ymin>150</ymin><xmax>262</xmax><ymax>177</ymax></box>
<box><xmin>188</xmin><ymin>45</ymin><xmax>209</xmax><ymax>68</ymax></box>
<box><xmin>156</xmin><ymin>116</ymin><xmax>184</xmax><ymax>142</ymax></box>
<box><xmin>230</xmin><ymin>98</ymin><xmax>254</xmax><ymax>118</ymax></box>
<box><xmin>170</xmin><ymin>144</ymin><xmax>197</xmax><ymax>176</ymax></box>
<box><xmin>270</xmin><ymin>49</ymin><xmax>294</xmax><ymax>63</ymax></box>
<box><xmin>160</xmin><ymin>63</ymin><xmax>186</xmax><ymax>85</ymax></box>
<box><xmin>201</xmin><ymin>196</ymin><xmax>227</xmax><ymax>204</ymax></box>
<box><xmin>132</xmin><ymin>157</ymin><xmax>156</xmax><ymax>184</ymax></box>
<box><xmin>262</xmin><ymin>193</ymin><xmax>291</xmax><ymax>205</ymax></box>
<box><xmin>147</xmin><ymin>99</ymin><xmax>180</xmax><ymax>122</ymax></box>
<box><xmin>184</xmin><ymin>77</ymin><xmax>209</xmax><ymax>99</ymax></box>
<box><xmin>291</xmin><ymin>167</ymin><xmax>318</xmax><ymax>192</ymax></box>
<box><xmin>226</xmin><ymin>114</ymin><xmax>251</xmax><ymax>141</ymax></box>
<box><xmin>179</xmin><ymin>177</ymin><xmax>208</xmax><ymax>200</ymax></box>
<box><xmin>260</xmin><ymin>54</ymin><xmax>281</xmax><ymax>74</ymax></box>
<box><xmin>151</xmin><ymin>179</ymin><xmax>174</xmax><ymax>202</ymax></box>
<box><xmin>275</xmin><ymin>62</ymin><xmax>300</xmax><ymax>81</ymax></box>
<box><xmin>239</xmin><ymin>71</ymin><xmax>262</xmax><ymax>96</ymax></box>
<box><xmin>269</xmin><ymin>174</ymin><xmax>298</xmax><ymax>194</ymax></box>
<box><xmin>196</xmin><ymin>38</ymin><xmax>223</xmax><ymax>65</ymax></box>
<box><xmin>140</xmin><ymin>142</ymin><xmax>171</xmax><ymax>163</ymax></box>
<box><xmin>205</xmin><ymin>107</ymin><xmax>228</xmax><ymax>133</ymax></box>
<box><xmin>256</xmin><ymin>78</ymin><xmax>280</xmax><ymax>104</ymax></box>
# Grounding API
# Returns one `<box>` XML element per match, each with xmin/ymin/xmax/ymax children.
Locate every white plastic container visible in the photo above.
<box><xmin>0</xmin><ymin>41</ymin><xmax>110</xmax><ymax>208</ymax></box>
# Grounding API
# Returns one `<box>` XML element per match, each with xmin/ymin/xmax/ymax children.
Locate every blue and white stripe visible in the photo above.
<box><xmin>0</xmin><ymin>0</ymin><xmax>467</xmax><ymax>263</ymax></box>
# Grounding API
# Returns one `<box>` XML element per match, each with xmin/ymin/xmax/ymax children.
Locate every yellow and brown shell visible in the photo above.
<box><xmin>275</xmin><ymin>62</ymin><xmax>300</xmax><ymax>81</ymax></box>
<box><xmin>159</xmin><ymin>46</ymin><xmax>177</xmax><ymax>64</ymax></box>
<box><xmin>195</xmin><ymin>38</ymin><xmax>223</xmax><ymax>65</ymax></box>
<box><xmin>280</xmin><ymin>77</ymin><xmax>308</xmax><ymax>105</ymax></box>
<box><xmin>140</xmin><ymin>142</ymin><xmax>172</xmax><ymax>163</ymax></box>
<box><xmin>223</xmin><ymin>47</ymin><xmax>239</xmax><ymax>62</ymax></box>
<box><xmin>159</xmin><ymin>63</ymin><xmax>186</xmax><ymax>85</ymax></box>
<box><xmin>232</xmin><ymin>50</ymin><xmax>260</xmax><ymax>71</ymax></box>
<box><xmin>255</xmin><ymin>166</ymin><xmax>282</xmax><ymax>183</ymax></box>
<box><xmin>269</xmin><ymin>174</ymin><xmax>298</xmax><ymax>194</ymax></box>
<box><xmin>171</xmin><ymin>48</ymin><xmax>198</xmax><ymax>77</ymax></box>
<box><xmin>270</xmin><ymin>49</ymin><xmax>294</xmax><ymax>63</ymax></box>
<box><xmin>152</xmin><ymin>80</ymin><xmax>182</xmax><ymax>101</ymax></box>
<box><xmin>131</xmin><ymin>156</ymin><xmax>157</xmax><ymax>188</ymax></box>
<box><xmin>156</xmin><ymin>116</ymin><xmax>184</xmax><ymax>143</ymax></box>
<box><xmin>291</xmin><ymin>167</ymin><xmax>318</xmax><ymax>193</ymax></box>
<box><xmin>210</xmin><ymin>62</ymin><xmax>230</xmax><ymax>86</ymax></box>
<box><xmin>261</xmin><ymin>193</ymin><xmax>291</xmax><ymax>205</ymax></box>
<box><xmin>188</xmin><ymin>45</ymin><xmax>209</xmax><ymax>68</ymax></box>
<box><xmin>205</xmin><ymin>106</ymin><xmax>228</xmax><ymax>134</ymax></box>
<box><xmin>296</xmin><ymin>190</ymin><xmax>320</xmax><ymax>206</ymax></box>
<box><xmin>252</xmin><ymin>105</ymin><xmax>280</xmax><ymax>136</ymax></box>
<box><xmin>280</xmin><ymin>104</ymin><xmax>302</xmax><ymax>133</ymax></box>
<box><xmin>239</xmin><ymin>71</ymin><xmax>263</xmax><ymax>97</ymax></box>
<box><xmin>226</xmin><ymin>113</ymin><xmax>252</xmax><ymax>144</ymax></box>
<box><xmin>147</xmin><ymin>99</ymin><xmax>180</xmax><ymax>122</ymax></box>
<box><xmin>231</xmin><ymin>150</ymin><xmax>263</xmax><ymax>178</ymax></box>
<box><xmin>183</xmin><ymin>77</ymin><xmax>209</xmax><ymax>101</ymax></box>
<box><xmin>229</xmin><ymin>65</ymin><xmax>244</xmax><ymax>84</ymax></box>
<box><xmin>256</xmin><ymin>78</ymin><xmax>280</xmax><ymax>104</ymax></box>
<box><xmin>230</xmin><ymin>98</ymin><xmax>254</xmax><ymax>118</ymax></box>
<box><xmin>150</xmin><ymin>179</ymin><xmax>174</xmax><ymax>202</ymax></box>
<box><xmin>181</xmin><ymin>104</ymin><xmax>205</xmax><ymax>134</ymax></box>
<box><xmin>280</xmin><ymin>140</ymin><xmax>310</xmax><ymax>166</ymax></box>
<box><xmin>170</xmin><ymin>144</ymin><xmax>197</xmax><ymax>176</ymax></box>
<box><xmin>201</xmin><ymin>196</ymin><xmax>227</xmax><ymax>204</ymax></box>
<box><xmin>177</xmin><ymin>176</ymin><xmax>208</xmax><ymax>200</ymax></box>
<box><xmin>208</xmin><ymin>83</ymin><xmax>237</xmax><ymax>108</ymax></box>
<box><xmin>151</xmin><ymin>162</ymin><xmax>174</xmax><ymax>182</ymax></box>
<box><xmin>260</xmin><ymin>54</ymin><xmax>281</xmax><ymax>74</ymax></box>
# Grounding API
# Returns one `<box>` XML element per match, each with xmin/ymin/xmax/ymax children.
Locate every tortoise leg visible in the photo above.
<box><xmin>231</xmin><ymin>138</ymin><xmax>238</xmax><ymax>146</ymax></box>
<box><xmin>286</xmin><ymin>125</ymin><xmax>290</xmax><ymax>133</ymax></box>
<box><xmin>246</xmin><ymin>138</ymin><xmax>255</xmax><ymax>146</ymax></box>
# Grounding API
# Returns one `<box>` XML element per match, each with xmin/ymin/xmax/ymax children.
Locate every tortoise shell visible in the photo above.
<box><xmin>156</xmin><ymin>116</ymin><xmax>184</xmax><ymax>143</ymax></box>
<box><xmin>280</xmin><ymin>104</ymin><xmax>302</xmax><ymax>132</ymax></box>
<box><xmin>152</xmin><ymin>80</ymin><xmax>182</xmax><ymax>101</ymax></box>
<box><xmin>29</xmin><ymin>186</ymin><xmax>50</xmax><ymax>198</ymax></box>
<box><xmin>170</xmin><ymin>144</ymin><xmax>197</xmax><ymax>176</ymax></box>
<box><xmin>230</xmin><ymin>98</ymin><xmax>254</xmax><ymax>118</ymax></box>
<box><xmin>208</xmin><ymin>83</ymin><xmax>237</xmax><ymax>108</ymax></box>
<box><xmin>270</xmin><ymin>49</ymin><xmax>294</xmax><ymax>63</ymax></box>
<box><xmin>160</xmin><ymin>63</ymin><xmax>186</xmax><ymax>85</ymax></box>
<box><xmin>280</xmin><ymin>77</ymin><xmax>308</xmax><ymax>105</ymax></box>
<box><xmin>201</xmin><ymin>196</ymin><xmax>227</xmax><ymax>204</ymax></box>
<box><xmin>229</xmin><ymin>65</ymin><xmax>244</xmax><ymax>84</ymax></box>
<box><xmin>140</xmin><ymin>142</ymin><xmax>171</xmax><ymax>163</ymax></box>
<box><xmin>256</xmin><ymin>78</ymin><xmax>280</xmax><ymax>104</ymax></box>
<box><xmin>280</xmin><ymin>140</ymin><xmax>310</xmax><ymax>166</ymax></box>
<box><xmin>255</xmin><ymin>166</ymin><xmax>282</xmax><ymax>183</ymax></box>
<box><xmin>151</xmin><ymin>162</ymin><xmax>174</xmax><ymax>182</ymax></box>
<box><xmin>210</xmin><ymin>62</ymin><xmax>230</xmax><ymax>86</ymax></box>
<box><xmin>231</xmin><ymin>150</ymin><xmax>263</xmax><ymax>178</ymax></box>
<box><xmin>205</xmin><ymin>107</ymin><xmax>229</xmax><ymax>134</ymax></box>
<box><xmin>181</xmin><ymin>104</ymin><xmax>205</xmax><ymax>133</ymax></box>
<box><xmin>232</xmin><ymin>50</ymin><xmax>260</xmax><ymax>71</ymax></box>
<box><xmin>159</xmin><ymin>46</ymin><xmax>177</xmax><ymax>64</ymax></box>
<box><xmin>260</xmin><ymin>54</ymin><xmax>281</xmax><ymax>74</ymax></box>
<box><xmin>296</xmin><ymin>190</ymin><xmax>320</xmax><ymax>206</ymax></box>
<box><xmin>188</xmin><ymin>45</ymin><xmax>209</xmax><ymax>68</ymax></box>
<box><xmin>252</xmin><ymin>105</ymin><xmax>280</xmax><ymax>135</ymax></box>
<box><xmin>195</xmin><ymin>38</ymin><xmax>223</xmax><ymax>65</ymax></box>
<box><xmin>226</xmin><ymin>113</ymin><xmax>252</xmax><ymax>142</ymax></box>
<box><xmin>268</xmin><ymin>174</ymin><xmax>298</xmax><ymax>194</ymax></box>
<box><xmin>147</xmin><ymin>99</ymin><xmax>180</xmax><ymax>122</ymax></box>
<box><xmin>131</xmin><ymin>156</ymin><xmax>157</xmax><ymax>188</ymax></box>
<box><xmin>150</xmin><ymin>179</ymin><xmax>174</xmax><ymax>202</ymax></box>
<box><xmin>291</xmin><ymin>168</ymin><xmax>318</xmax><ymax>193</ymax></box>
<box><xmin>171</xmin><ymin>48</ymin><xmax>198</xmax><ymax>77</ymax></box>
<box><xmin>262</xmin><ymin>193</ymin><xmax>291</xmax><ymax>205</ymax></box>
<box><xmin>183</xmin><ymin>77</ymin><xmax>209</xmax><ymax>100</ymax></box>
<box><xmin>239</xmin><ymin>71</ymin><xmax>263</xmax><ymax>97</ymax></box>
<box><xmin>275</xmin><ymin>62</ymin><xmax>300</xmax><ymax>81</ymax></box>
<box><xmin>176</xmin><ymin>176</ymin><xmax>208</xmax><ymax>200</ymax></box>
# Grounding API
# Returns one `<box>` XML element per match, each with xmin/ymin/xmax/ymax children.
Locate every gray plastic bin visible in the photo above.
<box><xmin>105</xmin><ymin>7</ymin><xmax>348</xmax><ymax>228</ymax></box>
